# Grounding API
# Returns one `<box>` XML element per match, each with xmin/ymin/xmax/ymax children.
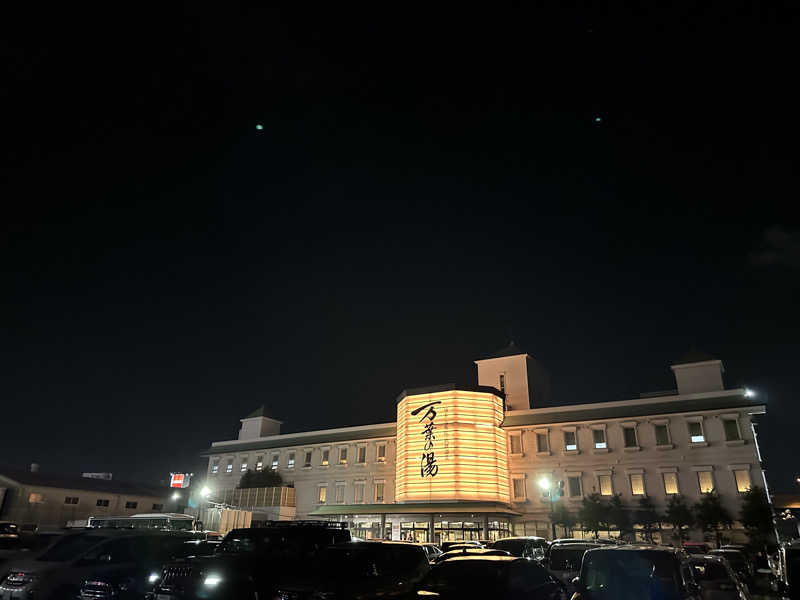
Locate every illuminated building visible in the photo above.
<box><xmin>202</xmin><ymin>345</ymin><xmax>767</xmax><ymax>544</ymax></box>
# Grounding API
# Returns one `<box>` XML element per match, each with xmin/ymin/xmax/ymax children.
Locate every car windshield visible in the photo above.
<box><xmin>582</xmin><ymin>551</ymin><xmax>682</xmax><ymax>599</ymax></box>
<box><xmin>169</xmin><ymin>519</ymin><xmax>194</xmax><ymax>531</ymax></box>
<box><xmin>492</xmin><ymin>539</ymin><xmax>528</xmax><ymax>556</ymax></box>
<box><xmin>38</xmin><ymin>534</ymin><xmax>109</xmax><ymax>562</ymax></box>
<box><xmin>420</xmin><ymin>560</ymin><xmax>505</xmax><ymax>594</ymax></box>
<box><xmin>550</xmin><ymin>547</ymin><xmax>592</xmax><ymax>571</ymax></box>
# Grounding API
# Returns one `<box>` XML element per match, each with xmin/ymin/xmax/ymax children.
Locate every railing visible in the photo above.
<box><xmin>213</xmin><ymin>486</ymin><xmax>296</xmax><ymax>508</ymax></box>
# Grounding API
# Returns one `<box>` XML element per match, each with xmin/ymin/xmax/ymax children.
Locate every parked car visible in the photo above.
<box><xmin>441</xmin><ymin>540</ymin><xmax>483</xmax><ymax>552</ymax></box>
<box><xmin>684</xmin><ymin>543</ymin><xmax>713</xmax><ymax>556</ymax></box>
<box><xmin>492</xmin><ymin>536</ymin><xmax>549</xmax><ymax>560</ymax></box>
<box><xmin>416</xmin><ymin>555</ymin><xmax>568</xmax><ymax>599</ymax></box>
<box><xmin>689</xmin><ymin>554</ymin><xmax>752</xmax><ymax>600</ymax></box>
<box><xmin>152</xmin><ymin>521</ymin><xmax>350</xmax><ymax>599</ymax></box>
<box><xmin>420</xmin><ymin>543</ymin><xmax>443</xmax><ymax>563</ymax></box>
<box><xmin>275</xmin><ymin>540</ymin><xmax>429</xmax><ymax>599</ymax></box>
<box><xmin>708</xmin><ymin>549</ymin><xmax>753</xmax><ymax>582</ymax></box>
<box><xmin>0</xmin><ymin>532</ymin><xmax>64</xmax><ymax>574</ymax></box>
<box><xmin>0</xmin><ymin>523</ymin><xmax>19</xmax><ymax>540</ymax></box>
<box><xmin>0</xmin><ymin>529</ymin><xmax>198</xmax><ymax>600</ymax></box>
<box><xmin>571</xmin><ymin>545</ymin><xmax>702</xmax><ymax>600</ymax></box>
<box><xmin>435</xmin><ymin>547</ymin><xmax>512</xmax><ymax>563</ymax></box>
<box><xmin>545</xmin><ymin>542</ymin><xmax>601</xmax><ymax>591</ymax></box>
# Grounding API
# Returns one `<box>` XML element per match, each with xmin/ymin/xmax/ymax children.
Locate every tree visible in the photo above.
<box><xmin>739</xmin><ymin>485</ymin><xmax>775</xmax><ymax>551</ymax></box>
<box><xmin>608</xmin><ymin>494</ymin><xmax>632</xmax><ymax>540</ymax></box>
<box><xmin>551</xmin><ymin>502</ymin><xmax>576</xmax><ymax>537</ymax></box>
<box><xmin>695</xmin><ymin>491</ymin><xmax>733</xmax><ymax>548</ymax></box>
<box><xmin>664</xmin><ymin>495</ymin><xmax>694</xmax><ymax>543</ymax></box>
<box><xmin>636</xmin><ymin>496</ymin><xmax>663</xmax><ymax>543</ymax></box>
<box><xmin>238</xmin><ymin>468</ymin><xmax>283</xmax><ymax>489</ymax></box>
<box><xmin>578</xmin><ymin>493</ymin><xmax>608</xmax><ymax>538</ymax></box>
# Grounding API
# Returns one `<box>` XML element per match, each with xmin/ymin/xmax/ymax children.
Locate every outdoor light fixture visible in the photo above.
<box><xmin>538</xmin><ymin>477</ymin><xmax>551</xmax><ymax>491</ymax></box>
<box><xmin>172</xmin><ymin>492</ymin><xmax>180</xmax><ymax>501</ymax></box>
<box><xmin>201</xmin><ymin>486</ymin><xmax>211</xmax><ymax>498</ymax></box>
<box><xmin>744</xmin><ymin>388</ymin><xmax>755</xmax><ymax>398</ymax></box>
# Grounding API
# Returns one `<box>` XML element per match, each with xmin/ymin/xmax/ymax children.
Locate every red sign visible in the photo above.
<box><xmin>170</xmin><ymin>473</ymin><xmax>185</xmax><ymax>488</ymax></box>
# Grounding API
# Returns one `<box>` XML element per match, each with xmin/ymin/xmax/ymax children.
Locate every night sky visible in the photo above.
<box><xmin>2</xmin><ymin>4</ymin><xmax>798</xmax><ymax>490</ymax></box>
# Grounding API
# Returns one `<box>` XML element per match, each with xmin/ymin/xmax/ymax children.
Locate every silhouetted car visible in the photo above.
<box><xmin>708</xmin><ymin>549</ymin><xmax>753</xmax><ymax>582</ymax></box>
<box><xmin>419</xmin><ymin>543</ymin><xmax>443</xmax><ymax>563</ymax></box>
<box><xmin>545</xmin><ymin>542</ymin><xmax>601</xmax><ymax>591</ymax></box>
<box><xmin>492</xmin><ymin>536</ymin><xmax>549</xmax><ymax>560</ymax></box>
<box><xmin>684</xmin><ymin>543</ymin><xmax>713</xmax><ymax>556</ymax></box>
<box><xmin>416</xmin><ymin>555</ymin><xmax>568</xmax><ymax>599</ymax></box>
<box><xmin>689</xmin><ymin>554</ymin><xmax>752</xmax><ymax>600</ymax></box>
<box><xmin>275</xmin><ymin>540</ymin><xmax>430</xmax><ymax>599</ymax></box>
<box><xmin>571</xmin><ymin>545</ymin><xmax>702</xmax><ymax>600</ymax></box>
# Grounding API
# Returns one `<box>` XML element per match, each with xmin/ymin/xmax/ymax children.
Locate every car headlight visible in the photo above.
<box><xmin>203</xmin><ymin>574</ymin><xmax>223</xmax><ymax>586</ymax></box>
<box><xmin>2</xmin><ymin>571</ymin><xmax>37</xmax><ymax>586</ymax></box>
<box><xmin>147</xmin><ymin>572</ymin><xmax>160</xmax><ymax>584</ymax></box>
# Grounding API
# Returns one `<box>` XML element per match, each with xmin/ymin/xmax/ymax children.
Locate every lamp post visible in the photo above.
<box><xmin>538</xmin><ymin>477</ymin><xmax>556</xmax><ymax>540</ymax></box>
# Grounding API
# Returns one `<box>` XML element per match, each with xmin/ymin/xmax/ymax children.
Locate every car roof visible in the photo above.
<box><xmin>329</xmin><ymin>540</ymin><xmax>423</xmax><ymax>549</ymax></box>
<box><xmin>585</xmin><ymin>544</ymin><xmax>684</xmax><ymax>554</ymax></box>
<box><xmin>710</xmin><ymin>549</ymin><xmax>744</xmax><ymax>555</ymax></box>
<box><xmin>494</xmin><ymin>536</ymin><xmax>546</xmax><ymax>541</ymax></box>
<box><xmin>551</xmin><ymin>542</ymin><xmax>602</xmax><ymax>549</ymax></box>
<box><xmin>690</xmin><ymin>555</ymin><xmax>728</xmax><ymax>564</ymax></box>
<box><xmin>440</xmin><ymin>555</ymin><xmax>525</xmax><ymax>564</ymax></box>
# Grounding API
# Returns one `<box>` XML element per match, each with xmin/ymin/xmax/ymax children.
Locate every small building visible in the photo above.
<box><xmin>0</xmin><ymin>465</ymin><xmax>174</xmax><ymax>530</ymax></box>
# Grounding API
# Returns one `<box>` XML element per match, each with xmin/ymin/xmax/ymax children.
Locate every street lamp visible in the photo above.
<box><xmin>538</xmin><ymin>477</ymin><xmax>556</xmax><ymax>540</ymax></box>
<box><xmin>201</xmin><ymin>486</ymin><xmax>211</xmax><ymax>498</ymax></box>
<box><xmin>172</xmin><ymin>492</ymin><xmax>181</xmax><ymax>501</ymax></box>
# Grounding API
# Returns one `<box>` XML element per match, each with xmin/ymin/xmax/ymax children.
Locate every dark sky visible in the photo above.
<box><xmin>2</xmin><ymin>3</ymin><xmax>798</xmax><ymax>490</ymax></box>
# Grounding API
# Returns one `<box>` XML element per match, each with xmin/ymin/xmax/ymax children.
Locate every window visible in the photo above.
<box><xmin>375</xmin><ymin>481</ymin><xmax>385</xmax><ymax>502</ymax></box>
<box><xmin>567</xmin><ymin>476</ymin><xmax>582</xmax><ymax>497</ymax></box>
<box><xmin>663</xmin><ymin>472</ymin><xmax>679</xmax><ymax>495</ymax></box>
<box><xmin>321</xmin><ymin>449</ymin><xmax>329</xmax><ymax>466</ymax></box>
<box><xmin>512</xmin><ymin>477</ymin><xmax>526</xmax><ymax>500</ymax></box>
<box><xmin>598</xmin><ymin>475</ymin><xmax>612</xmax><ymax>496</ymax></box>
<box><xmin>357</xmin><ymin>446</ymin><xmax>366</xmax><ymax>464</ymax></box>
<box><xmin>499</xmin><ymin>373</ymin><xmax>506</xmax><ymax>392</ymax></box>
<box><xmin>688</xmin><ymin>421</ymin><xmax>705</xmax><ymax>443</ymax></box>
<box><xmin>96</xmin><ymin>499</ymin><xmax>110</xmax><ymax>507</ymax></box>
<box><xmin>630</xmin><ymin>474</ymin><xmax>645</xmax><ymax>495</ymax></box>
<box><xmin>623</xmin><ymin>426</ymin><xmax>638</xmax><ymax>448</ymax></box>
<box><xmin>723</xmin><ymin>418</ymin><xmax>741</xmax><ymax>441</ymax></box>
<box><xmin>318</xmin><ymin>485</ymin><xmax>327</xmax><ymax>504</ymax></box>
<box><xmin>655</xmin><ymin>424</ymin><xmax>670</xmax><ymax>446</ymax></box>
<box><xmin>271</xmin><ymin>454</ymin><xmax>279</xmax><ymax>471</ymax></box>
<box><xmin>734</xmin><ymin>469</ymin><xmax>751</xmax><ymax>493</ymax></box>
<box><xmin>288</xmin><ymin>452</ymin><xmax>295</xmax><ymax>469</ymax></box>
<box><xmin>240</xmin><ymin>460</ymin><xmax>248</xmax><ymax>473</ymax></box>
<box><xmin>125</xmin><ymin>501</ymin><xmax>138</xmax><ymax>509</ymax></box>
<box><xmin>211</xmin><ymin>459</ymin><xmax>219</xmax><ymax>474</ymax></box>
<box><xmin>564</xmin><ymin>431</ymin><xmax>577</xmax><ymax>451</ymax></box>
<box><xmin>304</xmin><ymin>451</ymin><xmax>313</xmax><ymax>467</ymax></box>
<box><xmin>64</xmin><ymin>496</ymin><xmax>79</xmax><ymax>505</ymax></box>
<box><xmin>593</xmin><ymin>429</ymin><xmax>606</xmax><ymax>449</ymax></box>
<box><xmin>225</xmin><ymin>459</ymin><xmax>233</xmax><ymax>474</ymax></box>
<box><xmin>510</xmin><ymin>434</ymin><xmax>522</xmax><ymax>455</ymax></box>
<box><xmin>697</xmin><ymin>471</ymin><xmax>714</xmax><ymax>493</ymax></box>
<box><xmin>339</xmin><ymin>447</ymin><xmax>348</xmax><ymax>464</ymax></box>
<box><xmin>335</xmin><ymin>482</ymin><xmax>345</xmax><ymax>504</ymax></box>
<box><xmin>256</xmin><ymin>456</ymin><xmax>264</xmax><ymax>471</ymax></box>
<box><xmin>152</xmin><ymin>503</ymin><xmax>164</xmax><ymax>511</ymax></box>
<box><xmin>377</xmin><ymin>443</ymin><xmax>386</xmax><ymax>462</ymax></box>
<box><xmin>536</xmin><ymin>433</ymin><xmax>549</xmax><ymax>453</ymax></box>
<box><xmin>354</xmin><ymin>481</ymin><xmax>365</xmax><ymax>503</ymax></box>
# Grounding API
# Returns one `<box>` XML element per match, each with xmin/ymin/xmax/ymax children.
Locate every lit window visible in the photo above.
<box><xmin>536</xmin><ymin>433</ymin><xmax>549</xmax><ymax>453</ymax></box>
<box><xmin>377</xmin><ymin>443</ymin><xmax>386</xmax><ymax>462</ymax></box>
<box><xmin>64</xmin><ymin>497</ymin><xmax>79</xmax><ymax>505</ymax></box>
<box><xmin>564</xmin><ymin>431</ymin><xmax>577</xmax><ymax>451</ymax></box>
<box><xmin>271</xmin><ymin>454</ymin><xmax>279</xmax><ymax>471</ymax></box>
<box><xmin>240</xmin><ymin>461</ymin><xmax>248</xmax><ymax>473</ymax></box>
<box><xmin>354</xmin><ymin>482</ymin><xmax>365</xmax><ymax>503</ymax></box>
<box><xmin>688</xmin><ymin>421</ymin><xmax>705</xmax><ymax>443</ymax></box>
<box><xmin>288</xmin><ymin>452</ymin><xmax>295</xmax><ymax>469</ymax></box>
<box><xmin>125</xmin><ymin>501</ymin><xmax>138</xmax><ymax>509</ymax></box>
<box><xmin>499</xmin><ymin>373</ymin><xmax>506</xmax><ymax>393</ymax></box>
<box><xmin>357</xmin><ymin>447</ymin><xmax>366</xmax><ymax>464</ymax></box>
<box><xmin>734</xmin><ymin>469</ymin><xmax>751</xmax><ymax>493</ymax></box>
<box><xmin>304</xmin><ymin>451</ymin><xmax>313</xmax><ymax>467</ymax></box>
<box><xmin>225</xmin><ymin>459</ymin><xmax>233</xmax><ymax>474</ymax></box>
<box><xmin>211</xmin><ymin>460</ymin><xmax>219</xmax><ymax>474</ymax></box>
<box><xmin>255</xmin><ymin>456</ymin><xmax>263</xmax><ymax>471</ymax></box>
<box><xmin>623</xmin><ymin>427</ymin><xmax>638</xmax><ymax>448</ymax></box>
<box><xmin>375</xmin><ymin>481</ymin><xmax>385</xmax><ymax>503</ymax></box>
<box><xmin>593</xmin><ymin>429</ymin><xmax>606</xmax><ymax>449</ymax></box>
<box><xmin>630</xmin><ymin>474</ymin><xmax>645</xmax><ymax>496</ymax></box>
<box><xmin>321</xmin><ymin>449</ymin><xmax>329</xmax><ymax>466</ymax></box>
<box><xmin>339</xmin><ymin>448</ymin><xmax>348</xmax><ymax>465</ymax></box>
<box><xmin>96</xmin><ymin>498</ymin><xmax>109</xmax><ymax>507</ymax></box>
<box><xmin>598</xmin><ymin>475</ymin><xmax>612</xmax><ymax>496</ymax></box>
<box><xmin>335</xmin><ymin>483</ymin><xmax>345</xmax><ymax>504</ymax></box>
<box><xmin>510</xmin><ymin>434</ymin><xmax>522</xmax><ymax>455</ymax></box>
<box><xmin>512</xmin><ymin>477</ymin><xmax>526</xmax><ymax>500</ymax></box>
<box><xmin>723</xmin><ymin>419</ymin><xmax>741</xmax><ymax>442</ymax></box>
<box><xmin>663</xmin><ymin>472</ymin><xmax>679</xmax><ymax>495</ymax></box>
<box><xmin>697</xmin><ymin>471</ymin><xmax>714</xmax><ymax>493</ymax></box>
<box><xmin>655</xmin><ymin>424</ymin><xmax>670</xmax><ymax>446</ymax></box>
<box><xmin>318</xmin><ymin>486</ymin><xmax>327</xmax><ymax>504</ymax></box>
<box><xmin>567</xmin><ymin>476</ymin><xmax>582</xmax><ymax>497</ymax></box>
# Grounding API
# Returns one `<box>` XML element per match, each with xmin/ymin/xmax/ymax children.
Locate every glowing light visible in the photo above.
<box><xmin>538</xmin><ymin>477</ymin><xmax>551</xmax><ymax>491</ymax></box>
<box><xmin>201</xmin><ymin>486</ymin><xmax>211</xmax><ymax>498</ymax></box>
<box><xmin>744</xmin><ymin>388</ymin><xmax>755</xmax><ymax>398</ymax></box>
<box><xmin>172</xmin><ymin>493</ymin><xmax>180</xmax><ymax>501</ymax></box>
<box><xmin>594</xmin><ymin>116</ymin><xmax>602</xmax><ymax>123</ymax></box>
<box><xmin>255</xmin><ymin>124</ymin><xmax>263</xmax><ymax>130</ymax></box>
<box><xmin>203</xmin><ymin>575</ymin><xmax>222</xmax><ymax>586</ymax></box>
<box><xmin>148</xmin><ymin>573</ymin><xmax>159</xmax><ymax>584</ymax></box>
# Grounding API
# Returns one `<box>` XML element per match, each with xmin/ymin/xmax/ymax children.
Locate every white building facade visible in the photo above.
<box><xmin>202</xmin><ymin>345</ymin><xmax>767</xmax><ymax>544</ymax></box>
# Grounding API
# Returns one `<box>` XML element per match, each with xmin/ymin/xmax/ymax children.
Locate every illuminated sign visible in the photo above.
<box><xmin>170</xmin><ymin>473</ymin><xmax>189</xmax><ymax>489</ymax></box>
<box><xmin>395</xmin><ymin>390</ymin><xmax>510</xmax><ymax>503</ymax></box>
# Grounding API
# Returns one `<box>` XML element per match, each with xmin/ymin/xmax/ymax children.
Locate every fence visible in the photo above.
<box><xmin>212</xmin><ymin>486</ymin><xmax>295</xmax><ymax>509</ymax></box>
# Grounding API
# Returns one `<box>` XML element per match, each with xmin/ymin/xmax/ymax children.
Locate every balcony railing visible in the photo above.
<box><xmin>213</xmin><ymin>486</ymin><xmax>296</xmax><ymax>508</ymax></box>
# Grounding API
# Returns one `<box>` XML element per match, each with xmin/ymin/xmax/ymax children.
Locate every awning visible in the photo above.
<box><xmin>307</xmin><ymin>501</ymin><xmax>520</xmax><ymax>517</ymax></box>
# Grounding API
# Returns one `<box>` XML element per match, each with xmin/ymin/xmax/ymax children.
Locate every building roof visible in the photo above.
<box><xmin>395</xmin><ymin>383</ymin><xmax>504</xmax><ymax>404</ymax></box>
<box><xmin>0</xmin><ymin>466</ymin><xmax>169</xmax><ymax>497</ymax></box>
<box><xmin>501</xmin><ymin>389</ymin><xmax>763</xmax><ymax>428</ymax></box>
<box><xmin>475</xmin><ymin>341</ymin><xmax>528</xmax><ymax>361</ymax></box>
<box><xmin>243</xmin><ymin>405</ymin><xmax>280</xmax><ymax>421</ymax></box>
<box><xmin>673</xmin><ymin>350</ymin><xmax>718</xmax><ymax>365</ymax></box>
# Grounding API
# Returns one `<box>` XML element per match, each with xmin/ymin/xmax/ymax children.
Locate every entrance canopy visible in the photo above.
<box><xmin>308</xmin><ymin>501</ymin><xmax>519</xmax><ymax>518</ymax></box>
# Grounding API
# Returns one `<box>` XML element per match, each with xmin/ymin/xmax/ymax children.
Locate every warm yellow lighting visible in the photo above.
<box><xmin>538</xmin><ymin>477</ymin><xmax>551</xmax><ymax>490</ymax></box>
<box><xmin>396</xmin><ymin>390</ymin><xmax>509</xmax><ymax>503</ymax></box>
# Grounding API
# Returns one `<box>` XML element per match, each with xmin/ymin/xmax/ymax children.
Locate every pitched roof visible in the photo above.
<box><xmin>476</xmin><ymin>341</ymin><xmax>528</xmax><ymax>361</ymax></box>
<box><xmin>0</xmin><ymin>466</ymin><xmax>169</xmax><ymax>497</ymax></box>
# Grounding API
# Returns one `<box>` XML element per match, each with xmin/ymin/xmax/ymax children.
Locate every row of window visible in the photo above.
<box><xmin>510</xmin><ymin>466</ymin><xmax>753</xmax><ymax>502</ymax></box>
<box><xmin>27</xmin><ymin>493</ymin><xmax>162</xmax><ymax>511</ymax></box>
<box><xmin>508</xmin><ymin>415</ymin><xmax>743</xmax><ymax>456</ymax></box>
<box><xmin>210</xmin><ymin>442</ymin><xmax>389</xmax><ymax>475</ymax></box>
<box><xmin>317</xmin><ymin>480</ymin><xmax>386</xmax><ymax>504</ymax></box>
